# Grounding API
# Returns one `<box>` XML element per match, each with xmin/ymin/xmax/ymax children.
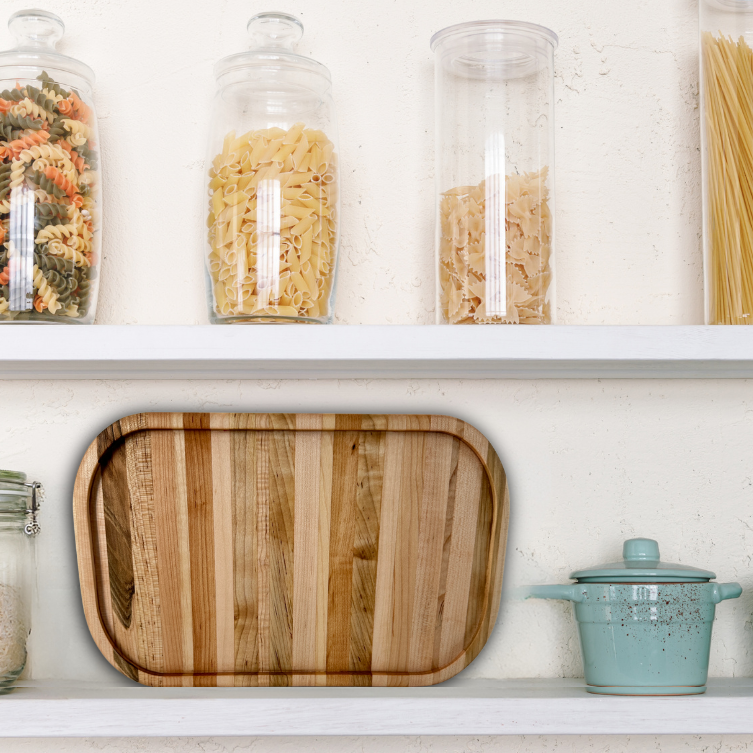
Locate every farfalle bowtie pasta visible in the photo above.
<box><xmin>439</xmin><ymin>167</ymin><xmax>552</xmax><ymax>324</ymax></box>
<box><xmin>0</xmin><ymin>71</ymin><xmax>98</xmax><ymax>320</ymax></box>
<box><xmin>207</xmin><ymin>123</ymin><xmax>337</xmax><ymax>322</ymax></box>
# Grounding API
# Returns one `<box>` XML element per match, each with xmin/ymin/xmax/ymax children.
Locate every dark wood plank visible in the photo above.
<box><xmin>268</xmin><ymin>430</ymin><xmax>296</xmax><ymax>687</ymax></box>
<box><xmin>349</xmin><ymin>429</ymin><xmax>386</xmax><ymax>685</ymax></box>
<box><xmin>326</xmin><ymin>414</ymin><xmax>362</xmax><ymax>683</ymax></box>
<box><xmin>100</xmin><ymin>441</ymin><xmax>134</xmax><ymax>630</ymax></box>
<box><xmin>183</xmin><ymin>413</ymin><xmax>217</xmax><ymax>687</ymax></box>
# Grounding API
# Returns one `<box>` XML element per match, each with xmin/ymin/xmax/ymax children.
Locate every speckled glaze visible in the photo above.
<box><xmin>574</xmin><ymin>582</ymin><xmax>730</xmax><ymax>694</ymax></box>
<box><xmin>526</xmin><ymin>539</ymin><xmax>743</xmax><ymax>695</ymax></box>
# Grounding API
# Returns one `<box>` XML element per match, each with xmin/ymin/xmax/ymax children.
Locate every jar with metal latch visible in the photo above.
<box><xmin>0</xmin><ymin>470</ymin><xmax>41</xmax><ymax>693</ymax></box>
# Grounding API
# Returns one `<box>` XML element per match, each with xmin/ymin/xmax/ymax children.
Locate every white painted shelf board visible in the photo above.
<box><xmin>2</xmin><ymin>678</ymin><xmax>752</xmax><ymax>737</ymax></box>
<box><xmin>1</xmin><ymin>325</ymin><xmax>753</xmax><ymax>379</ymax></box>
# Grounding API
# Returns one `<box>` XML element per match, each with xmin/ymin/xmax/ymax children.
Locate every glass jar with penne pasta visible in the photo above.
<box><xmin>700</xmin><ymin>0</ymin><xmax>753</xmax><ymax>324</ymax></box>
<box><xmin>0</xmin><ymin>10</ymin><xmax>101</xmax><ymax>323</ymax></box>
<box><xmin>432</xmin><ymin>21</ymin><xmax>557</xmax><ymax>325</ymax></box>
<box><xmin>206</xmin><ymin>12</ymin><xmax>339</xmax><ymax>324</ymax></box>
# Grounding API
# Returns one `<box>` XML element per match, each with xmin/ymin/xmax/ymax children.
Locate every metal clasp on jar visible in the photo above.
<box><xmin>23</xmin><ymin>481</ymin><xmax>42</xmax><ymax>536</ymax></box>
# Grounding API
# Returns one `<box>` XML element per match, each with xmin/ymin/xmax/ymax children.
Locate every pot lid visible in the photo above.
<box><xmin>569</xmin><ymin>538</ymin><xmax>717</xmax><ymax>583</ymax></box>
<box><xmin>0</xmin><ymin>9</ymin><xmax>95</xmax><ymax>85</ymax></box>
<box><xmin>214</xmin><ymin>12</ymin><xmax>330</xmax><ymax>83</ymax></box>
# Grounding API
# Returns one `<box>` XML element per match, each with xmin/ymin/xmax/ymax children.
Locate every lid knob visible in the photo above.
<box><xmin>247</xmin><ymin>12</ymin><xmax>304</xmax><ymax>50</ymax></box>
<box><xmin>623</xmin><ymin>538</ymin><xmax>660</xmax><ymax>562</ymax></box>
<box><xmin>9</xmin><ymin>9</ymin><xmax>64</xmax><ymax>50</ymax></box>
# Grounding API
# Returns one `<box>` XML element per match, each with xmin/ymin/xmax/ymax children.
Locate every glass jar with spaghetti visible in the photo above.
<box><xmin>700</xmin><ymin>1</ymin><xmax>753</xmax><ymax>324</ymax></box>
<box><xmin>432</xmin><ymin>21</ymin><xmax>557</xmax><ymax>325</ymax></box>
<box><xmin>206</xmin><ymin>12</ymin><xmax>340</xmax><ymax>324</ymax></box>
<box><xmin>0</xmin><ymin>10</ymin><xmax>101</xmax><ymax>323</ymax></box>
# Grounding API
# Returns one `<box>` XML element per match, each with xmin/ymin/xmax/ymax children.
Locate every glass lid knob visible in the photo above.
<box><xmin>247</xmin><ymin>12</ymin><xmax>304</xmax><ymax>50</ymax></box>
<box><xmin>623</xmin><ymin>537</ymin><xmax>660</xmax><ymax>562</ymax></box>
<box><xmin>9</xmin><ymin>8</ymin><xmax>64</xmax><ymax>50</ymax></box>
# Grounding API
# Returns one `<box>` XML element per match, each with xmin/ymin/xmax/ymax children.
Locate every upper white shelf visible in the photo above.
<box><xmin>0</xmin><ymin>324</ymin><xmax>752</xmax><ymax>379</ymax></box>
<box><xmin>2</xmin><ymin>678</ymin><xmax>752</xmax><ymax>737</ymax></box>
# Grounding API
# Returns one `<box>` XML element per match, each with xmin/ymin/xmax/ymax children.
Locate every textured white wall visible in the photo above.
<box><xmin>0</xmin><ymin>0</ymin><xmax>703</xmax><ymax>326</ymax></box>
<box><xmin>0</xmin><ymin>0</ymin><xmax>747</xmax><ymax>750</ymax></box>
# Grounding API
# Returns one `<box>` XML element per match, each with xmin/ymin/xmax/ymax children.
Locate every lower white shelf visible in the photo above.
<box><xmin>2</xmin><ymin>678</ymin><xmax>752</xmax><ymax>737</ymax></box>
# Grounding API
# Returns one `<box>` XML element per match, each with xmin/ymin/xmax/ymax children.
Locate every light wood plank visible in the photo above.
<box><xmin>292</xmin><ymin>414</ymin><xmax>322</xmax><ymax>685</ymax></box>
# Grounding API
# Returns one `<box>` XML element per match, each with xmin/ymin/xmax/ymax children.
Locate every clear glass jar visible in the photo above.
<box><xmin>0</xmin><ymin>10</ymin><xmax>101</xmax><ymax>324</ymax></box>
<box><xmin>0</xmin><ymin>470</ymin><xmax>41</xmax><ymax>693</ymax></box>
<box><xmin>432</xmin><ymin>21</ymin><xmax>557</xmax><ymax>325</ymax></box>
<box><xmin>700</xmin><ymin>1</ymin><xmax>753</xmax><ymax>324</ymax></box>
<box><xmin>205</xmin><ymin>12</ymin><xmax>340</xmax><ymax>324</ymax></box>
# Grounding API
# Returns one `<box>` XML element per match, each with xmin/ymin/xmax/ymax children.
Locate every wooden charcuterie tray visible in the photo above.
<box><xmin>73</xmin><ymin>413</ymin><xmax>509</xmax><ymax>687</ymax></box>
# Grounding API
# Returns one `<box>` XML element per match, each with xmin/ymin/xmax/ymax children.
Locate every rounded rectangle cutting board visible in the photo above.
<box><xmin>73</xmin><ymin>413</ymin><xmax>509</xmax><ymax>687</ymax></box>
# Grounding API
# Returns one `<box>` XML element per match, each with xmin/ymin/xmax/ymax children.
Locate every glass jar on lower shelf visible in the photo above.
<box><xmin>432</xmin><ymin>21</ymin><xmax>558</xmax><ymax>324</ymax></box>
<box><xmin>0</xmin><ymin>470</ymin><xmax>41</xmax><ymax>693</ymax></box>
<box><xmin>0</xmin><ymin>10</ymin><xmax>101</xmax><ymax>323</ymax></box>
<box><xmin>205</xmin><ymin>13</ymin><xmax>340</xmax><ymax>324</ymax></box>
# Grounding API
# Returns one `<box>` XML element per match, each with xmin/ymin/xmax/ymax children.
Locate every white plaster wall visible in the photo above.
<box><xmin>0</xmin><ymin>0</ymin><xmax>747</xmax><ymax>750</ymax></box>
<box><xmin>0</xmin><ymin>0</ymin><xmax>703</xmax><ymax>326</ymax></box>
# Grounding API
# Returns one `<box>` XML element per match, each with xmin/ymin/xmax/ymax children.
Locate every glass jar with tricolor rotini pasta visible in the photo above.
<box><xmin>206</xmin><ymin>12</ymin><xmax>340</xmax><ymax>324</ymax></box>
<box><xmin>0</xmin><ymin>10</ymin><xmax>100</xmax><ymax>323</ymax></box>
<box><xmin>432</xmin><ymin>21</ymin><xmax>557</xmax><ymax>325</ymax></box>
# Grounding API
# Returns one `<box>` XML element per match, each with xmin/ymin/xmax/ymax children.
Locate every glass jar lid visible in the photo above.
<box><xmin>0</xmin><ymin>9</ymin><xmax>95</xmax><ymax>85</ymax></box>
<box><xmin>569</xmin><ymin>538</ymin><xmax>717</xmax><ymax>583</ymax></box>
<box><xmin>214</xmin><ymin>12</ymin><xmax>330</xmax><ymax>83</ymax></box>
<box><xmin>431</xmin><ymin>20</ymin><xmax>558</xmax><ymax>80</ymax></box>
<box><xmin>0</xmin><ymin>470</ymin><xmax>42</xmax><ymax>535</ymax></box>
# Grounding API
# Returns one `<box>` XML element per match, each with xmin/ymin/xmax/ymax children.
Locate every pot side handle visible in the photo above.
<box><xmin>711</xmin><ymin>582</ymin><xmax>743</xmax><ymax>603</ymax></box>
<box><xmin>523</xmin><ymin>584</ymin><xmax>586</xmax><ymax>602</ymax></box>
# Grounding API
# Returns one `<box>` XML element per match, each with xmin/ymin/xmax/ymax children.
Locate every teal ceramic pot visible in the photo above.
<box><xmin>525</xmin><ymin>539</ymin><xmax>742</xmax><ymax>696</ymax></box>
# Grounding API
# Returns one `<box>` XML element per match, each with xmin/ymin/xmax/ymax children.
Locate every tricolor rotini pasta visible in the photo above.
<box><xmin>206</xmin><ymin>122</ymin><xmax>338</xmax><ymax>322</ymax></box>
<box><xmin>0</xmin><ymin>71</ymin><xmax>99</xmax><ymax>321</ymax></box>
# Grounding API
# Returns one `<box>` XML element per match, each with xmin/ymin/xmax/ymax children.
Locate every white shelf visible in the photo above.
<box><xmin>1</xmin><ymin>678</ymin><xmax>751</xmax><ymax>737</ymax></box>
<box><xmin>0</xmin><ymin>325</ymin><xmax>752</xmax><ymax>379</ymax></box>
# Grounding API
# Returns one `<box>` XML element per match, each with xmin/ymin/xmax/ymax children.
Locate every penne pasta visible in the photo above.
<box><xmin>207</xmin><ymin>124</ymin><xmax>338</xmax><ymax>321</ymax></box>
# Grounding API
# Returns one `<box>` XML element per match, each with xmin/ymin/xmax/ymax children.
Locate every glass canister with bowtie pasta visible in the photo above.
<box><xmin>432</xmin><ymin>21</ymin><xmax>557</xmax><ymax>325</ymax></box>
<box><xmin>0</xmin><ymin>10</ymin><xmax>101</xmax><ymax>323</ymax></box>
<box><xmin>206</xmin><ymin>12</ymin><xmax>340</xmax><ymax>323</ymax></box>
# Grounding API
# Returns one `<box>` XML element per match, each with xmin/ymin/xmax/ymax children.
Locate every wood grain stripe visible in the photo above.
<box><xmin>233</xmin><ymin>429</ymin><xmax>258</xmax><ymax>685</ymax></box>
<box><xmin>292</xmin><ymin>414</ymin><xmax>323</xmax><ymax>685</ymax></box>
<box><xmin>269</xmin><ymin>428</ymin><xmax>295</xmax><ymax>686</ymax></box>
<box><xmin>101</xmin><ymin>441</ymin><xmax>134</xmax><ymax>630</ymax></box>
<box><xmin>349</xmin><ymin>427</ymin><xmax>385</xmax><ymax>685</ymax></box>
<box><xmin>463</xmin><ymin>451</ymin><xmax>494</xmax><ymax>649</ymax></box>
<box><xmin>326</xmin><ymin>414</ymin><xmax>362</xmax><ymax>684</ymax></box>
<box><xmin>437</xmin><ymin>440</ymin><xmax>485</xmax><ymax>667</ymax></box>
<box><xmin>388</xmin><ymin>428</ymin><xmax>424</xmax><ymax>686</ymax></box>
<box><xmin>315</xmin><ymin>415</ymin><xmax>335</xmax><ymax>684</ymax></box>
<box><xmin>183</xmin><ymin>413</ymin><xmax>217</xmax><ymax>687</ymax></box>
<box><xmin>211</xmin><ymin>430</ymin><xmax>235</xmax><ymax>684</ymax></box>
<box><xmin>150</xmin><ymin>429</ymin><xmax>184</xmax><ymax>682</ymax></box>
<box><xmin>255</xmin><ymin>426</ymin><xmax>270</xmax><ymax>686</ymax></box>
<box><xmin>172</xmin><ymin>427</ymin><xmax>194</xmax><ymax>684</ymax></box>
<box><xmin>124</xmin><ymin>431</ymin><xmax>163</xmax><ymax>676</ymax></box>
<box><xmin>407</xmin><ymin>431</ymin><xmax>455</xmax><ymax>680</ymax></box>
<box><xmin>371</xmin><ymin>422</ymin><xmax>406</xmax><ymax>685</ymax></box>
